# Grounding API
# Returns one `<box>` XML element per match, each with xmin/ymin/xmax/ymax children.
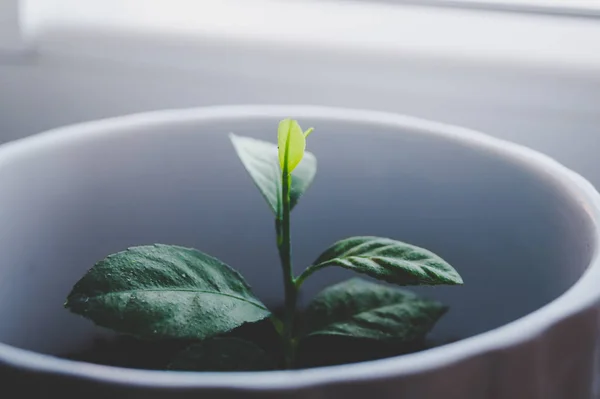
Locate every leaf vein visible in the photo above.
<box><xmin>84</xmin><ymin>288</ymin><xmax>269</xmax><ymax>311</ymax></box>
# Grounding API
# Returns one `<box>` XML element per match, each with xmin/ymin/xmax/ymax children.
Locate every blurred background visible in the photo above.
<box><xmin>1</xmin><ymin>0</ymin><xmax>600</xmax><ymax>185</ymax></box>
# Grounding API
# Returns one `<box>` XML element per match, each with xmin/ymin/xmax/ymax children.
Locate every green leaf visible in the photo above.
<box><xmin>299</xmin><ymin>236</ymin><xmax>463</xmax><ymax>287</ymax></box>
<box><xmin>65</xmin><ymin>244</ymin><xmax>271</xmax><ymax>340</ymax></box>
<box><xmin>168</xmin><ymin>338</ymin><xmax>275</xmax><ymax>372</ymax></box>
<box><xmin>229</xmin><ymin>134</ymin><xmax>317</xmax><ymax>216</ymax></box>
<box><xmin>277</xmin><ymin>119</ymin><xmax>306</xmax><ymax>173</ymax></box>
<box><xmin>303</xmin><ymin>278</ymin><xmax>447</xmax><ymax>341</ymax></box>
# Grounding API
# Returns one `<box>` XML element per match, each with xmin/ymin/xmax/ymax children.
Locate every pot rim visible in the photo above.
<box><xmin>0</xmin><ymin>105</ymin><xmax>599</xmax><ymax>390</ymax></box>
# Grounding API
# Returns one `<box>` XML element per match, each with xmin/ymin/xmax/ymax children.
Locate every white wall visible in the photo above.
<box><xmin>2</xmin><ymin>1</ymin><xmax>600</xmax><ymax>185</ymax></box>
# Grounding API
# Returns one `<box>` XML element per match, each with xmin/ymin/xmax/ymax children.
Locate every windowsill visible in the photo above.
<box><xmin>372</xmin><ymin>0</ymin><xmax>600</xmax><ymax>18</ymax></box>
<box><xmin>17</xmin><ymin>0</ymin><xmax>600</xmax><ymax>72</ymax></box>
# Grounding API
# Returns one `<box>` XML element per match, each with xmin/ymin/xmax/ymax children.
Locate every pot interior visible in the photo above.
<box><xmin>0</xmin><ymin>111</ymin><xmax>594</xmax><ymax>357</ymax></box>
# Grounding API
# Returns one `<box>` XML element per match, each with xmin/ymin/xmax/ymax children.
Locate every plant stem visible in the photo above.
<box><xmin>294</xmin><ymin>263</ymin><xmax>324</xmax><ymax>289</ymax></box>
<box><xmin>276</xmin><ymin>167</ymin><xmax>297</xmax><ymax>369</ymax></box>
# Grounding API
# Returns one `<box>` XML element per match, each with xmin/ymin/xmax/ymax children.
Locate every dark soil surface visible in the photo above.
<box><xmin>62</xmin><ymin>310</ymin><xmax>460</xmax><ymax>371</ymax></box>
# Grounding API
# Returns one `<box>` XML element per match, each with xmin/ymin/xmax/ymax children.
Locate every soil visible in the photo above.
<box><xmin>62</xmin><ymin>318</ymin><xmax>281</xmax><ymax>370</ymax></box>
<box><xmin>62</xmin><ymin>309</ymin><xmax>460</xmax><ymax>371</ymax></box>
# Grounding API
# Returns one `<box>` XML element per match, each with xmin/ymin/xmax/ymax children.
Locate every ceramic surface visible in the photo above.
<box><xmin>0</xmin><ymin>106</ymin><xmax>598</xmax><ymax>399</ymax></box>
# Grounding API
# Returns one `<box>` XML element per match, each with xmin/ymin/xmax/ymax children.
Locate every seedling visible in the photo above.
<box><xmin>65</xmin><ymin>119</ymin><xmax>463</xmax><ymax>371</ymax></box>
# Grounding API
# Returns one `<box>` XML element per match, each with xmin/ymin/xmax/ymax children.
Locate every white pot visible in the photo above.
<box><xmin>0</xmin><ymin>106</ymin><xmax>599</xmax><ymax>399</ymax></box>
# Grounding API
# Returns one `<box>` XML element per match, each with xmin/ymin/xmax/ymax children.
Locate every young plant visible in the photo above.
<box><xmin>64</xmin><ymin>119</ymin><xmax>463</xmax><ymax>371</ymax></box>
